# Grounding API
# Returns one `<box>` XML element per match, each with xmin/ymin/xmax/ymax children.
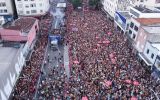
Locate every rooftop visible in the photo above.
<box><xmin>0</xmin><ymin>47</ymin><xmax>19</xmax><ymax>78</ymax></box>
<box><xmin>143</xmin><ymin>26</ymin><xmax>160</xmax><ymax>34</ymax></box>
<box><xmin>149</xmin><ymin>35</ymin><xmax>160</xmax><ymax>43</ymax></box>
<box><xmin>3</xmin><ymin>17</ymin><xmax>37</xmax><ymax>35</ymax></box>
<box><xmin>134</xmin><ymin>6</ymin><xmax>160</xmax><ymax>13</ymax></box>
<box><xmin>135</xmin><ymin>18</ymin><xmax>160</xmax><ymax>26</ymax></box>
<box><xmin>151</xmin><ymin>43</ymin><xmax>160</xmax><ymax>51</ymax></box>
<box><xmin>118</xmin><ymin>11</ymin><xmax>131</xmax><ymax>19</ymax></box>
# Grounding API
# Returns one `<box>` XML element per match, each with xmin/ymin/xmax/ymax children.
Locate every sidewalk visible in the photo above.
<box><xmin>64</xmin><ymin>45</ymin><xmax>70</xmax><ymax>78</ymax></box>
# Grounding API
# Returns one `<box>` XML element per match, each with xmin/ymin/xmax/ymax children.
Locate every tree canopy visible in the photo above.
<box><xmin>71</xmin><ymin>0</ymin><xmax>82</xmax><ymax>9</ymax></box>
<box><xmin>89</xmin><ymin>0</ymin><xmax>101</xmax><ymax>10</ymax></box>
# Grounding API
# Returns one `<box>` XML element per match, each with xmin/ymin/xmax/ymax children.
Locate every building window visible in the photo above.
<box><xmin>132</xmin><ymin>34</ymin><xmax>136</xmax><ymax>39</ymax></box>
<box><xmin>18</xmin><ymin>4</ymin><xmax>23</xmax><ymax>8</ymax></box>
<box><xmin>0</xmin><ymin>2</ymin><xmax>6</xmax><ymax>7</ymax></box>
<box><xmin>2</xmin><ymin>3</ymin><xmax>6</xmax><ymax>7</ymax></box>
<box><xmin>26</xmin><ymin>11</ymin><xmax>30</xmax><ymax>14</ymax></box>
<box><xmin>39</xmin><ymin>3</ymin><xmax>42</xmax><ymax>7</ymax></box>
<box><xmin>30</xmin><ymin>4</ymin><xmax>36</xmax><ymax>7</ymax></box>
<box><xmin>0</xmin><ymin>10</ymin><xmax>3</xmax><ymax>13</ymax></box>
<box><xmin>4</xmin><ymin>9</ymin><xmax>7</xmax><ymax>13</ymax></box>
<box><xmin>17</xmin><ymin>0</ymin><xmax>21</xmax><ymax>1</ymax></box>
<box><xmin>18</xmin><ymin>10</ymin><xmax>23</xmax><ymax>14</ymax></box>
<box><xmin>130</xmin><ymin>22</ymin><xmax>134</xmax><ymax>28</ymax></box>
<box><xmin>25</xmin><ymin>4</ymin><xmax>29</xmax><ymax>8</ymax></box>
<box><xmin>129</xmin><ymin>30</ymin><xmax>132</xmax><ymax>34</ymax></box>
<box><xmin>134</xmin><ymin>26</ymin><xmax>139</xmax><ymax>31</ymax></box>
<box><xmin>140</xmin><ymin>0</ymin><xmax>144</xmax><ymax>2</ymax></box>
<box><xmin>40</xmin><ymin>10</ymin><xmax>43</xmax><ymax>13</ymax></box>
<box><xmin>146</xmin><ymin>49</ymin><xmax>149</xmax><ymax>54</ymax></box>
<box><xmin>151</xmin><ymin>54</ymin><xmax>154</xmax><ymax>59</ymax></box>
<box><xmin>31</xmin><ymin>10</ymin><xmax>37</xmax><ymax>13</ymax></box>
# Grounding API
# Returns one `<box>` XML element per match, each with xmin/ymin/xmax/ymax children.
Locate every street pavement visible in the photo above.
<box><xmin>34</xmin><ymin>0</ymin><xmax>69</xmax><ymax>99</ymax></box>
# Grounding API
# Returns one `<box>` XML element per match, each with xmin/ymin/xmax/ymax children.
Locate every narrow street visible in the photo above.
<box><xmin>34</xmin><ymin>0</ymin><xmax>69</xmax><ymax>99</ymax></box>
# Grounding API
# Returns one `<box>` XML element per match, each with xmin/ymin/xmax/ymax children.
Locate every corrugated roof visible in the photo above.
<box><xmin>135</xmin><ymin>18</ymin><xmax>160</xmax><ymax>25</ymax></box>
<box><xmin>4</xmin><ymin>17</ymin><xmax>37</xmax><ymax>33</ymax></box>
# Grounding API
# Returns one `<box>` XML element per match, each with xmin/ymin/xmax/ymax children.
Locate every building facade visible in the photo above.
<box><xmin>127</xmin><ymin>18</ymin><xmax>140</xmax><ymax>42</ymax></box>
<box><xmin>102</xmin><ymin>0</ymin><xmax>118</xmax><ymax>20</ymax></box>
<box><xmin>131</xmin><ymin>0</ymin><xmax>160</xmax><ymax>7</ymax></box>
<box><xmin>114</xmin><ymin>11</ymin><xmax>131</xmax><ymax>34</ymax></box>
<box><xmin>0</xmin><ymin>0</ymin><xmax>17</xmax><ymax>26</ymax></box>
<box><xmin>128</xmin><ymin>18</ymin><xmax>160</xmax><ymax>44</ymax></box>
<box><xmin>129</xmin><ymin>6</ymin><xmax>160</xmax><ymax>18</ymax></box>
<box><xmin>139</xmin><ymin>41</ymin><xmax>160</xmax><ymax>74</ymax></box>
<box><xmin>0</xmin><ymin>17</ymin><xmax>39</xmax><ymax>46</ymax></box>
<box><xmin>153</xmin><ymin>54</ymin><xmax>160</xmax><ymax>78</ymax></box>
<box><xmin>135</xmin><ymin>25</ymin><xmax>160</xmax><ymax>53</ymax></box>
<box><xmin>15</xmin><ymin>0</ymin><xmax>50</xmax><ymax>16</ymax></box>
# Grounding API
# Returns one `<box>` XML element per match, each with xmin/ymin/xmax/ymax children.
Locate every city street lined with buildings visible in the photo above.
<box><xmin>0</xmin><ymin>0</ymin><xmax>160</xmax><ymax>100</ymax></box>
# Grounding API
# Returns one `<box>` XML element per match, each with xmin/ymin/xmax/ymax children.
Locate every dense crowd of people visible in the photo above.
<box><xmin>10</xmin><ymin>1</ymin><xmax>160</xmax><ymax>100</ymax></box>
<box><xmin>12</xmin><ymin>14</ymin><xmax>53</xmax><ymax>99</ymax></box>
<box><xmin>37</xmin><ymin>48</ymin><xmax>67</xmax><ymax>99</ymax></box>
<box><xmin>64</xmin><ymin>7</ymin><xmax>160</xmax><ymax>100</ymax></box>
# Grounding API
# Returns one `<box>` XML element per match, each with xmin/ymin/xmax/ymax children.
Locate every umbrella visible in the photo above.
<box><xmin>73</xmin><ymin>60</ymin><xmax>79</xmax><ymax>64</ymax></box>
<box><xmin>93</xmin><ymin>49</ymin><xmax>97</xmax><ymax>51</ymax></box>
<box><xmin>102</xmin><ymin>41</ymin><xmax>107</xmax><ymax>44</ymax></box>
<box><xmin>97</xmin><ymin>44</ymin><xmax>100</xmax><ymax>47</ymax></box>
<box><xmin>98</xmin><ymin>41</ymin><xmax>102</xmax><ymax>44</ymax></box>
<box><xmin>106</xmin><ymin>40</ymin><xmax>110</xmax><ymax>44</ymax></box>
<box><xmin>108</xmin><ymin>32</ymin><xmax>112</xmax><ymax>35</ymax></box>
<box><xmin>82</xmin><ymin>96</ymin><xmax>88</xmax><ymax>100</ymax></box>
<box><xmin>133</xmin><ymin>81</ymin><xmax>140</xmax><ymax>86</ymax></box>
<box><xmin>130</xmin><ymin>96</ymin><xmax>137</xmax><ymax>100</ymax></box>
<box><xmin>96</xmin><ymin>36</ymin><xmax>99</xmax><ymax>39</ymax></box>
<box><xmin>111</xmin><ymin>58</ymin><xmax>116</xmax><ymax>64</ymax></box>
<box><xmin>104</xmin><ymin>80</ymin><xmax>112</xmax><ymax>87</ymax></box>
<box><xmin>109</xmin><ymin>53</ymin><xmax>114</xmax><ymax>58</ymax></box>
<box><xmin>125</xmin><ymin>80</ymin><xmax>132</xmax><ymax>84</ymax></box>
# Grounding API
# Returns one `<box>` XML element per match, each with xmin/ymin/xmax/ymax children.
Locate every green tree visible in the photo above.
<box><xmin>89</xmin><ymin>0</ymin><xmax>101</xmax><ymax>10</ymax></box>
<box><xmin>71</xmin><ymin>0</ymin><xmax>82</xmax><ymax>9</ymax></box>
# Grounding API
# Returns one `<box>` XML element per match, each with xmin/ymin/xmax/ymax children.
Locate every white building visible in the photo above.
<box><xmin>129</xmin><ymin>6</ymin><xmax>160</xmax><ymax>18</ymax></box>
<box><xmin>142</xmin><ymin>42</ymin><xmax>159</xmax><ymax>66</ymax></box>
<box><xmin>139</xmin><ymin>41</ymin><xmax>160</xmax><ymax>72</ymax></box>
<box><xmin>0</xmin><ymin>0</ymin><xmax>16</xmax><ymax>25</ymax></box>
<box><xmin>131</xmin><ymin>0</ymin><xmax>160</xmax><ymax>7</ymax></box>
<box><xmin>102</xmin><ymin>0</ymin><xmax>160</xmax><ymax>20</ymax></box>
<box><xmin>102</xmin><ymin>0</ymin><xmax>131</xmax><ymax>19</ymax></box>
<box><xmin>15</xmin><ymin>0</ymin><xmax>50</xmax><ymax>16</ymax></box>
<box><xmin>0</xmin><ymin>0</ymin><xmax>15</xmax><ymax>16</ymax></box>
<box><xmin>102</xmin><ymin>0</ymin><xmax>119</xmax><ymax>19</ymax></box>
